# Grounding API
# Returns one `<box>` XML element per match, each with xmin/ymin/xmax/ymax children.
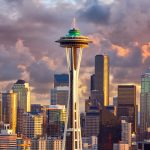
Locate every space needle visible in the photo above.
<box><xmin>56</xmin><ymin>19</ymin><xmax>92</xmax><ymax>150</ymax></box>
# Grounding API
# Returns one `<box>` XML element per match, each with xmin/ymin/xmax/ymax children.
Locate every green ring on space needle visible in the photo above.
<box><xmin>66</xmin><ymin>28</ymin><xmax>81</xmax><ymax>37</ymax></box>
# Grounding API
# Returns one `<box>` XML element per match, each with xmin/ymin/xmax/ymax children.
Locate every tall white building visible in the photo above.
<box><xmin>140</xmin><ymin>69</ymin><xmax>150</xmax><ymax>140</ymax></box>
<box><xmin>121</xmin><ymin>120</ymin><xmax>132</xmax><ymax>146</ymax></box>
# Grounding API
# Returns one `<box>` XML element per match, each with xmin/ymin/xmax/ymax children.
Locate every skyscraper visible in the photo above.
<box><xmin>121</xmin><ymin>120</ymin><xmax>132</xmax><ymax>147</ymax></box>
<box><xmin>91</xmin><ymin>55</ymin><xmax>109</xmax><ymax>106</ymax></box>
<box><xmin>54</xmin><ymin>74</ymin><xmax>69</xmax><ymax>87</ymax></box>
<box><xmin>117</xmin><ymin>85</ymin><xmax>137</xmax><ymax>133</ymax></box>
<box><xmin>56</xmin><ymin>23</ymin><xmax>91</xmax><ymax>150</ymax></box>
<box><xmin>0</xmin><ymin>94</ymin><xmax>2</xmax><ymax>122</ymax></box>
<box><xmin>22</xmin><ymin>112</ymin><xmax>43</xmax><ymax>138</ymax></box>
<box><xmin>46</xmin><ymin>105</ymin><xmax>66</xmax><ymax>137</ymax></box>
<box><xmin>51</xmin><ymin>86</ymin><xmax>69</xmax><ymax>107</ymax></box>
<box><xmin>140</xmin><ymin>69</ymin><xmax>150</xmax><ymax>140</ymax></box>
<box><xmin>84</xmin><ymin>105</ymin><xmax>100</xmax><ymax>137</ymax></box>
<box><xmin>12</xmin><ymin>79</ymin><xmax>31</xmax><ymax>134</ymax></box>
<box><xmin>51</xmin><ymin>74</ymin><xmax>69</xmax><ymax>106</ymax></box>
<box><xmin>2</xmin><ymin>90</ymin><xmax>17</xmax><ymax>134</ymax></box>
<box><xmin>98</xmin><ymin>106</ymin><xmax>121</xmax><ymax>150</ymax></box>
<box><xmin>12</xmin><ymin>80</ymin><xmax>30</xmax><ymax>112</ymax></box>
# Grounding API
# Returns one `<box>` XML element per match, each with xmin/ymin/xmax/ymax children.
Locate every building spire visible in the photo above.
<box><xmin>72</xmin><ymin>17</ymin><xmax>77</xmax><ymax>29</ymax></box>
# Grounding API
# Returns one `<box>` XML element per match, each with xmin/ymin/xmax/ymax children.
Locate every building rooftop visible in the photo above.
<box><xmin>48</xmin><ymin>105</ymin><xmax>66</xmax><ymax>110</ymax></box>
<box><xmin>15</xmin><ymin>79</ymin><xmax>26</xmax><ymax>84</ymax></box>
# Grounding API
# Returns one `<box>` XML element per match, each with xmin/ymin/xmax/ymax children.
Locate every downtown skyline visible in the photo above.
<box><xmin>0</xmin><ymin>0</ymin><xmax>150</xmax><ymax>111</ymax></box>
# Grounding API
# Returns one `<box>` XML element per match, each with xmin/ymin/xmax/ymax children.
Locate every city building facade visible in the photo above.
<box><xmin>117</xmin><ymin>85</ymin><xmax>137</xmax><ymax>133</ymax></box>
<box><xmin>22</xmin><ymin>112</ymin><xmax>43</xmax><ymax>138</ymax></box>
<box><xmin>2</xmin><ymin>90</ymin><xmax>17</xmax><ymax>133</ymax></box>
<box><xmin>140</xmin><ymin>69</ymin><xmax>150</xmax><ymax>140</ymax></box>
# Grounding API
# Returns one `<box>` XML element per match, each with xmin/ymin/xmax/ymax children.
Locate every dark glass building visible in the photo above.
<box><xmin>54</xmin><ymin>74</ymin><xmax>69</xmax><ymax>87</ymax></box>
<box><xmin>31</xmin><ymin>104</ymin><xmax>42</xmax><ymax>114</ymax></box>
<box><xmin>98</xmin><ymin>106</ymin><xmax>121</xmax><ymax>150</ymax></box>
<box><xmin>117</xmin><ymin>85</ymin><xmax>137</xmax><ymax>133</ymax></box>
<box><xmin>91</xmin><ymin>55</ymin><xmax>109</xmax><ymax>106</ymax></box>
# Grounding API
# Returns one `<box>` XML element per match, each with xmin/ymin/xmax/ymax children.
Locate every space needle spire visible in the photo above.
<box><xmin>56</xmin><ymin>19</ymin><xmax>92</xmax><ymax>150</ymax></box>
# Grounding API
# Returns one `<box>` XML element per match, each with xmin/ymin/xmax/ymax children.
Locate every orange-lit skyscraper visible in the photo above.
<box><xmin>12</xmin><ymin>79</ymin><xmax>31</xmax><ymax>134</ymax></box>
<box><xmin>2</xmin><ymin>90</ymin><xmax>17</xmax><ymax>134</ymax></box>
<box><xmin>56</xmin><ymin>23</ymin><xmax>91</xmax><ymax>150</ymax></box>
<box><xmin>91</xmin><ymin>55</ymin><xmax>109</xmax><ymax>106</ymax></box>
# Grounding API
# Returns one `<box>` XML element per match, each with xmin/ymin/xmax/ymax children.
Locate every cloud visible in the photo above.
<box><xmin>78</xmin><ymin>0</ymin><xmax>111</xmax><ymax>24</ymax></box>
<box><xmin>0</xmin><ymin>0</ymin><xmax>149</xmax><ymax>107</ymax></box>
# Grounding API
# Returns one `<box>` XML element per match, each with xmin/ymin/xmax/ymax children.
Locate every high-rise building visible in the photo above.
<box><xmin>117</xmin><ymin>85</ymin><xmax>137</xmax><ymax>133</ymax></box>
<box><xmin>12</xmin><ymin>79</ymin><xmax>31</xmax><ymax>134</ymax></box>
<box><xmin>51</xmin><ymin>86</ymin><xmax>69</xmax><ymax>107</ymax></box>
<box><xmin>140</xmin><ymin>69</ymin><xmax>150</xmax><ymax>140</ymax></box>
<box><xmin>31</xmin><ymin>104</ymin><xmax>42</xmax><ymax>114</ymax></box>
<box><xmin>54</xmin><ymin>74</ymin><xmax>69</xmax><ymax>87</ymax></box>
<box><xmin>0</xmin><ymin>94</ymin><xmax>2</xmax><ymax>122</ymax></box>
<box><xmin>91</xmin><ymin>55</ymin><xmax>109</xmax><ymax>106</ymax></box>
<box><xmin>12</xmin><ymin>79</ymin><xmax>30</xmax><ymax>112</ymax></box>
<box><xmin>121</xmin><ymin>120</ymin><xmax>132</xmax><ymax>147</ymax></box>
<box><xmin>46</xmin><ymin>105</ymin><xmax>66</xmax><ymax>137</ymax></box>
<box><xmin>0</xmin><ymin>124</ymin><xmax>17</xmax><ymax>150</ymax></box>
<box><xmin>98</xmin><ymin>106</ymin><xmax>121</xmax><ymax>150</ymax></box>
<box><xmin>22</xmin><ymin>112</ymin><xmax>43</xmax><ymax>138</ymax></box>
<box><xmin>2</xmin><ymin>91</ymin><xmax>17</xmax><ymax>133</ymax></box>
<box><xmin>56</xmin><ymin>23</ymin><xmax>91</xmax><ymax>150</ymax></box>
<box><xmin>85</xmin><ymin>106</ymin><xmax>100</xmax><ymax>137</ymax></box>
<box><xmin>51</xmin><ymin>74</ymin><xmax>69</xmax><ymax>107</ymax></box>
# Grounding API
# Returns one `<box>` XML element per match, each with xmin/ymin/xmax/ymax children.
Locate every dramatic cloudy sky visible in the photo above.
<box><xmin>0</xmin><ymin>0</ymin><xmax>150</xmax><ymax>111</ymax></box>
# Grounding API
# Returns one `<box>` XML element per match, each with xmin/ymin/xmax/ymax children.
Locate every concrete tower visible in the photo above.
<box><xmin>56</xmin><ymin>21</ymin><xmax>92</xmax><ymax>150</ymax></box>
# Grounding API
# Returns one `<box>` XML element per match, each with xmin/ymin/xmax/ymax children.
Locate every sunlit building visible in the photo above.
<box><xmin>121</xmin><ymin>120</ymin><xmax>132</xmax><ymax>147</ymax></box>
<box><xmin>117</xmin><ymin>85</ymin><xmax>137</xmax><ymax>133</ymax></box>
<box><xmin>22</xmin><ymin>112</ymin><xmax>43</xmax><ymax>138</ymax></box>
<box><xmin>2</xmin><ymin>90</ymin><xmax>17</xmax><ymax>133</ymax></box>
<box><xmin>91</xmin><ymin>55</ymin><xmax>109</xmax><ymax>106</ymax></box>
<box><xmin>12</xmin><ymin>79</ymin><xmax>31</xmax><ymax>134</ymax></box>
<box><xmin>113</xmin><ymin>143</ymin><xmax>129</xmax><ymax>150</ymax></box>
<box><xmin>31</xmin><ymin>137</ymin><xmax>62</xmax><ymax>150</ymax></box>
<box><xmin>140</xmin><ymin>69</ymin><xmax>150</xmax><ymax>140</ymax></box>
<box><xmin>12</xmin><ymin>79</ymin><xmax>30</xmax><ymax>112</ymax></box>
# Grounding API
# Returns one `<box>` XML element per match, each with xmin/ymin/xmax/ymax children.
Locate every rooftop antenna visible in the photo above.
<box><xmin>72</xmin><ymin>17</ymin><xmax>78</xmax><ymax>29</ymax></box>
